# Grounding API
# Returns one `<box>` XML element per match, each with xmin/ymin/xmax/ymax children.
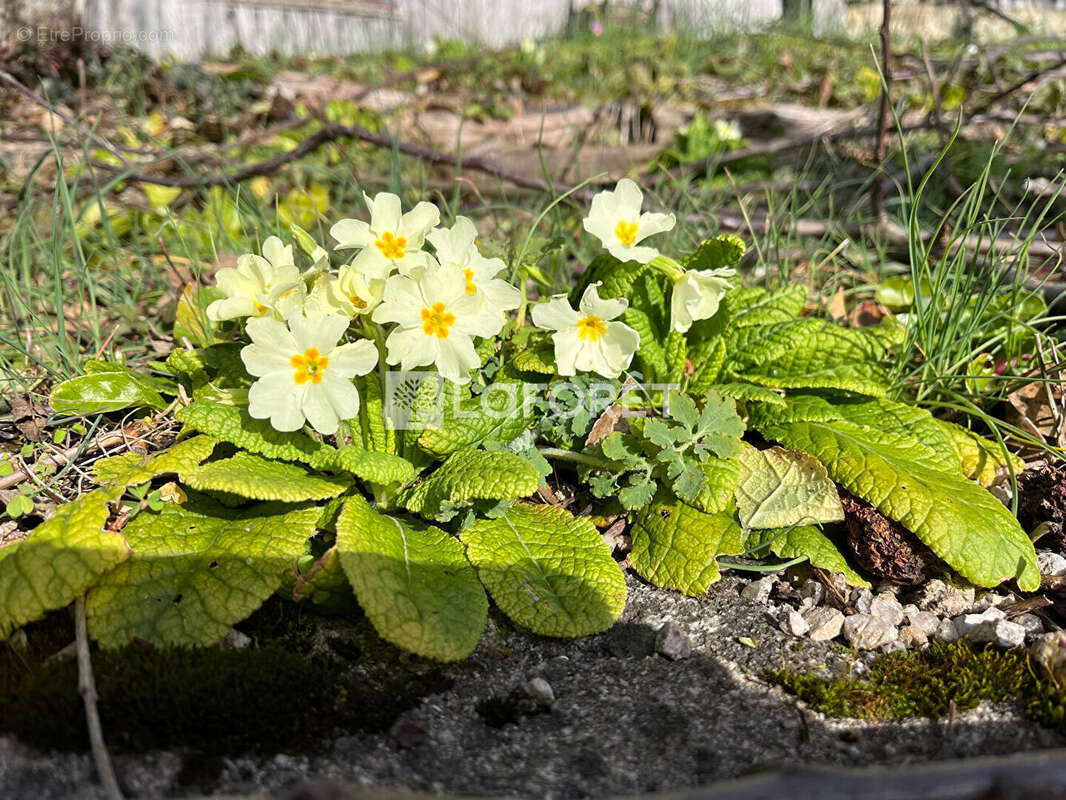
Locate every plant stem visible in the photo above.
<box><xmin>537</xmin><ymin>447</ymin><xmax>612</xmax><ymax>469</ymax></box>
<box><xmin>871</xmin><ymin>0</ymin><xmax>894</xmax><ymax>222</ymax></box>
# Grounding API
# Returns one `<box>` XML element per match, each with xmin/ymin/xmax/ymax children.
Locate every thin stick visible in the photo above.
<box><xmin>871</xmin><ymin>0</ymin><xmax>893</xmax><ymax>222</ymax></box>
<box><xmin>92</xmin><ymin>122</ymin><xmax>577</xmax><ymax>196</ymax></box>
<box><xmin>75</xmin><ymin>596</ymin><xmax>123</xmax><ymax>800</ymax></box>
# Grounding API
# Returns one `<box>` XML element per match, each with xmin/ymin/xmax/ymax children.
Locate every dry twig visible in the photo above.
<box><xmin>75</xmin><ymin>595</ymin><xmax>123</xmax><ymax>800</ymax></box>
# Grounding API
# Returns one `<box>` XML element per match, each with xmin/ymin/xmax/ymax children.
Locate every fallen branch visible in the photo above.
<box><xmin>76</xmin><ymin>595</ymin><xmax>123</xmax><ymax>800</ymax></box>
<box><xmin>92</xmin><ymin>122</ymin><xmax>578</xmax><ymax>196</ymax></box>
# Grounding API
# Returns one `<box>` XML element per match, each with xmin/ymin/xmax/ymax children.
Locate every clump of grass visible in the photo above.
<box><xmin>766</xmin><ymin>641</ymin><xmax>1066</xmax><ymax>736</ymax></box>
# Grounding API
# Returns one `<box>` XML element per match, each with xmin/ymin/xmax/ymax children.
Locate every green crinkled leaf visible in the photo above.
<box><xmin>664</xmin><ymin>330</ymin><xmax>687</xmax><ymax>385</ymax></box>
<box><xmin>176</xmin><ymin>400</ymin><xmax>334</xmax><ymax>467</ymax></box>
<box><xmin>725</xmin><ymin>284</ymin><xmax>807</xmax><ymax>328</ymax></box>
<box><xmin>579</xmin><ymin>253</ymin><xmax>651</xmax><ymax>301</ymax></box>
<box><xmin>461</xmin><ymin>503</ymin><xmax>626</xmax><ymax>637</ymax></box>
<box><xmin>630</xmin><ymin>496</ymin><xmax>743</xmax><ymax>596</ymax></box>
<box><xmin>181</xmin><ymin>452</ymin><xmax>349</xmax><ymax>501</ymax></box>
<box><xmin>290</xmin><ymin>546</ymin><xmax>359</xmax><ymax>615</ymax></box>
<box><xmin>730</xmin><ymin>319</ymin><xmax>901</xmax><ymax>397</ymax></box>
<box><xmin>747</xmin><ymin>526</ymin><xmax>870</xmax><ymax>587</ymax></box>
<box><xmin>400</xmin><ymin>449</ymin><xmax>539</xmax><ymax>517</ymax></box>
<box><xmin>623</xmin><ymin>306</ymin><xmax>668</xmax><ymax>379</ymax></box>
<box><xmin>936</xmin><ymin>419</ymin><xmax>1024</xmax><ymax>487</ymax></box>
<box><xmin>336</xmin><ymin>495</ymin><xmax>486</xmax><ymax>661</ymax></box>
<box><xmin>326</xmin><ymin>445</ymin><xmax>415</xmax><ymax>486</ymax></box>
<box><xmin>753</xmin><ymin>394</ymin><xmax>959</xmax><ymax>474</ymax></box>
<box><xmin>86</xmin><ymin>499</ymin><xmax>316</xmax><ymax>647</ymax></box>
<box><xmin>709</xmin><ymin>382</ymin><xmax>786</xmax><ymax>407</ymax></box>
<box><xmin>417</xmin><ymin>375</ymin><xmax>536</xmax><ymax>457</ymax></box>
<box><xmin>356</xmin><ymin>375</ymin><xmax>397</xmax><ymax>454</ymax></box>
<box><xmin>759</xmin><ymin>418</ymin><xmax>1040</xmax><ymax>590</ymax></box>
<box><xmin>688</xmin><ymin>336</ymin><xmax>727</xmax><ymax>392</ymax></box>
<box><xmin>735</xmin><ymin>446</ymin><xmax>843</xmax><ymax>529</ymax></box>
<box><xmin>93</xmin><ymin>436</ymin><xmax>217</xmax><ymax>488</ymax></box>
<box><xmin>166</xmin><ymin>343</ymin><xmax>249</xmax><ymax>391</ymax></box>
<box><xmin>511</xmin><ymin>341</ymin><xmax>558</xmax><ymax>375</ymax></box>
<box><xmin>51</xmin><ymin>369</ymin><xmax>168</xmax><ymax>414</ymax></box>
<box><xmin>0</xmin><ymin>489</ymin><xmax>130</xmax><ymax>640</ymax></box>
<box><xmin>684</xmin><ymin>234</ymin><xmax>746</xmax><ymax>272</ymax></box>
<box><xmin>690</xmin><ymin>457</ymin><xmax>740</xmax><ymax>514</ymax></box>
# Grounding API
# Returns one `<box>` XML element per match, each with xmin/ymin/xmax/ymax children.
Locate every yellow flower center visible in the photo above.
<box><xmin>375</xmin><ymin>231</ymin><xmax>407</xmax><ymax>260</ymax></box>
<box><xmin>290</xmin><ymin>347</ymin><xmax>329</xmax><ymax>385</ymax></box>
<box><xmin>463</xmin><ymin>268</ymin><xmax>477</xmax><ymax>295</ymax></box>
<box><xmin>253</xmin><ymin>300</ymin><xmax>269</xmax><ymax>316</ymax></box>
<box><xmin>348</xmin><ymin>292</ymin><xmax>368</xmax><ymax>310</ymax></box>
<box><xmin>577</xmin><ymin>315</ymin><xmax>606</xmax><ymax>342</ymax></box>
<box><xmin>421</xmin><ymin>302</ymin><xmax>456</xmax><ymax>338</ymax></box>
<box><xmin>614</xmin><ymin>220</ymin><xmax>639</xmax><ymax>247</ymax></box>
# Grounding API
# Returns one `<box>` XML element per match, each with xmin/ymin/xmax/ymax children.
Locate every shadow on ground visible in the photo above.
<box><xmin>1</xmin><ymin>574</ymin><xmax>1063</xmax><ymax>799</ymax></box>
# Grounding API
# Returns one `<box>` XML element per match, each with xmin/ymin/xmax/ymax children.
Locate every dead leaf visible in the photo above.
<box><xmin>10</xmin><ymin>395</ymin><xmax>48</xmax><ymax>442</ymax></box>
<box><xmin>1006</xmin><ymin>380</ymin><xmax>1062</xmax><ymax>445</ymax></box>
<box><xmin>601</xmin><ymin>517</ymin><xmax>631</xmax><ymax>554</ymax></box>
<box><xmin>848</xmin><ymin>300</ymin><xmax>888</xmax><ymax>327</ymax></box>
<box><xmin>826</xmin><ymin>288</ymin><xmax>848</xmax><ymax>320</ymax></box>
<box><xmin>585</xmin><ymin>377</ymin><xmax>637</xmax><ymax>446</ymax></box>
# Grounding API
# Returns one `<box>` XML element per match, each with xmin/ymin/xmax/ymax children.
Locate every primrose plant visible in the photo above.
<box><xmin>1</xmin><ymin>179</ymin><xmax>1040</xmax><ymax>661</ymax></box>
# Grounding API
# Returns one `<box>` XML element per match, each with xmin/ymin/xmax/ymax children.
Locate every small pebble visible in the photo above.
<box><xmin>799</xmin><ymin>579</ymin><xmax>825</xmax><ymax>609</ymax></box>
<box><xmin>881</xmin><ymin>640</ymin><xmax>907</xmax><ymax>655</ymax></box>
<box><xmin>826</xmin><ymin>573</ymin><xmax>848</xmax><ymax>596</ymax></box>
<box><xmin>1038</xmin><ymin>551</ymin><xmax>1066</xmax><ymax>577</ymax></box>
<box><xmin>903</xmin><ymin>609</ymin><xmax>940</xmax><ymax>636</ymax></box>
<box><xmin>1013</xmin><ymin>613</ymin><xmax>1045</xmax><ymax>639</ymax></box>
<box><xmin>899</xmin><ymin>624</ymin><xmax>928</xmax><ymax>649</ymax></box>
<box><xmin>843</xmin><ymin>614</ymin><xmax>898</xmax><ymax>650</ymax></box>
<box><xmin>740</xmin><ymin>576</ymin><xmax>776</xmax><ymax>604</ymax></box>
<box><xmin>803</xmin><ymin>607</ymin><xmax>844</xmax><ymax>642</ymax></box>
<box><xmin>953</xmin><ymin>607</ymin><xmax>1006</xmax><ymax>638</ymax></box>
<box><xmin>869</xmin><ymin>593</ymin><xmax>904</xmax><ymax>627</ymax></box>
<box><xmin>655</xmin><ymin>622</ymin><xmax>692</xmax><ymax>661</ymax></box>
<box><xmin>970</xmin><ymin>593</ymin><xmax>1009</xmax><ymax>612</ymax></box>
<box><xmin>523</xmin><ymin>677</ymin><xmax>555</xmax><ymax>706</ymax></box>
<box><xmin>219</xmin><ymin>629</ymin><xmax>252</xmax><ymax>650</ymax></box>
<box><xmin>934</xmin><ymin>618</ymin><xmax>959</xmax><ymax>643</ymax></box>
<box><xmin>874</xmin><ymin>580</ymin><xmax>902</xmax><ymax>595</ymax></box>
<box><xmin>779</xmin><ymin>610</ymin><xmax>810</xmax><ymax>638</ymax></box>
<box><xmin>967</xmin><ymin>618</ymin><xmax>1026</xmax><ymax>649</ymax></box>
<box><xmin>913</xmin><ymin>579</ymin><xmax>975</xmax><ymax>618</ymax></box>
<box><xmin>853</xmin><ymin>588</ymin><xmax>874</xmax><ymax>615</ymax></box>
<box><xmin>1031</xmin><ymin>632</ymin><xmax>1066</xmax><ymax>684</ymax></box>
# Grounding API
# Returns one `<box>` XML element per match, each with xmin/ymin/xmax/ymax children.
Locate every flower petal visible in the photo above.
<box><xmin>612</xmin><ymin>178</ymin><xmax>645</xmax><ymax>217</ymax></box>
<box><xmin>400</xmin><ymin>201</ymin><xmax>441</xmax><ymax>245</ymax></box>
<box><xmin>367</xmin><ymin>191</ymin><xmax>402</xmax><ymax>235</ymax></box>
<box><xmin>331</xmin><ymin>218</ymin><xmax>375</xmax><ymax>250</ymax></box>
<box><xmin>550</xmin><ymin>329</ymin><xmax>582</xmax><ymax>376</ymax></box>
<box><xmin>301</xmin><ymin>385</ymin><xmax>340</xmax><ymax>435</ymax></box>
<box><xmin>241</xmin><ymin>343</ymin><xmax>293</xmax><ymax>377</ymax></box>
<box><xmin>435</xmin><ymin>335</ymin><xmax>480</xmax><ymax>384</ymax></box>
<box><xmin>248</xmin><ymin>374</ymin><xmax>306</xmax><ymax>431</ymax></box>
<box><xmin>262</xmin><ymin>235</ymin><xmax>295</xmax><ymax>268</ymax></box>
<box><xmin>578</xmin><ymin>283</ymin><xmax>628</xmax><ymax>320</ymax></box>
<box><xmin>531</xmin><ymin>295</ymin><xmax>581</xmax><ymax>331</ymax></box>
<box><xmin>634</xmin><ymin>211</ymin><xmax>676</xmax><ymax>241</ymax></box>
<box><xmin>330</xmin><ymin>339</ymin><xmax>379</xmax><ymax>377</ymax></box>
<box><xmin>384</xmin><ymin>326</ymin><xmax>437</xmax><ymax>370</ymax></box>
<box><xmin>290</xmin><ymin>313</ymin><xmax>348</xmax><ymax>354</ymax></box>
<box><xmin>246</xmin><ymin>316</ymin><xmax>297</xmax><ymax>354</ymax></box>
<box><xmin>323</xmin><ymin>374</ymin><xmax>362</xmax><ymax>421</ymax></box>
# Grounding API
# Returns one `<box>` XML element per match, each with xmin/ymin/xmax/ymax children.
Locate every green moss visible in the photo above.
<box><xmin>766</xmin><ymin>642</ymin><xmax>1066</xmax><ymax>735</ymax></box>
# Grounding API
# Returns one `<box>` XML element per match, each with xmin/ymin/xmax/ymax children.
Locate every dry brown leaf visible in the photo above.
<box><xmin>848</xmin><ymin>299</ymin><xmax>888</xmax><ymax>327</ymax></box>
<box><xmin>1006</xmin><ymin>380</ymin><xmax>1062</xmax><ymax>445</ymax></box>
<box><xmin>826</xmin><ymin>288</ymin><xmax>848</xmax><ymax>320</ymax></box>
